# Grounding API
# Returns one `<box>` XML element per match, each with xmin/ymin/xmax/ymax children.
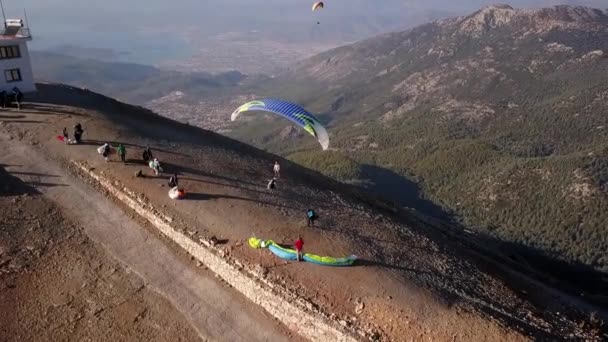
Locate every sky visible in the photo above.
<box><xmin>6</xmin><ymin>0</ymin><xmax>607</xmax><ymax>67</ymax></box>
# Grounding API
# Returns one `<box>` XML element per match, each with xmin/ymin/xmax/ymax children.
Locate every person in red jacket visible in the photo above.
<box><xmin>294</xmin><ymin>236</ymin><xmax>304</xmax><ymax>262</ymax></box>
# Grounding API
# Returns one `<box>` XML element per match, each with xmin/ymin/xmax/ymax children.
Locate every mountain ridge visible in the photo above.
<box><xmin>213</xmin><ymin>4</ymin><xmax>608</xmax><ymax>274</ymax></box>
<box><xmin>28</xmin><ymin>2</ymin><xmax>608</xmax><ymax>292</ymax></box>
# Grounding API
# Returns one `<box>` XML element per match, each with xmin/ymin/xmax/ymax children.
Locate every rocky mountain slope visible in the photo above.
<box><xmin>2</xmin><ymin>83</ymin><xmax>607</xmax><ymax>340</ymax></box>
<box><xmin>213</xmin><ymin>5</ymin><xmax>608</xmax><ymax>275</ymax></box>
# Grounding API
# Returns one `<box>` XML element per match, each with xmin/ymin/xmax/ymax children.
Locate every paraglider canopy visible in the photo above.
<box><xmin>231</xmin><ymin>99</ymin><xmax>330</xmax><ymax>150</ymax></box>
<box><xmin>312</xmin><ymin>2</ymin><xmax>324</xmax><ymax>11</ymax></box>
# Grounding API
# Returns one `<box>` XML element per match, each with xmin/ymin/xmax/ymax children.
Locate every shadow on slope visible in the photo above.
<box><xmin>359</xmin><ymin>164</ymin><xmax>452</xmax><ymax>220</ymax></box>
<box><xmin>0</xmin><ymin>164</ymin><xmax>42</xmax><ymax>197</ymax></box>
<box><xmin>483</xmin><ymin>236</ymin><xmax>608</xmax><ymax>307</ymax></box>
<box><xmin>349</xmin><ymin>165</ymin><xmax>608</xmax><ymax>311</ymax></box>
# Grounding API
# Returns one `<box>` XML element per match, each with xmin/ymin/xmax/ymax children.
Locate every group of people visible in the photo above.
<box><xmin>292</xmin><ymin>209</ymin><xmax>318</xmax><ymax>262</ymax></box>
<box><xmin>97</xmin><ymin>142</ymin><xmax>127</xmax><ymax>163</ymax></box>
<box><xmin>62</xmin><ymin>123</ymin><xmax>85</xmax><ymax>145</ymax></box>
<box><xmin>294</xmin><ymin>209</ymin><xmax>319</xmax><ymax>261</ymax></box>
<box><xmin>0</xmin><ymin>87</ymin><xmax>23</xmax><ymax>109</ymax></box>
<box><xmin>266</xmin><ymin>161</ymin><xmax>281</xmax><ymax>190</ymax></box>
<box><xmin>142</xmin><ymin>146</ymin><xmax>164</xmax><ymax>176</ymax></box>
<box><xmin>267</xmin><ymin>161</ymin><xmax>318</xmax><ymax>261</ymax></box>
<box><xmin>66</xmin><ymin>132</ymin><xmax>316</xmax><ymax>262</ymax></box>
<box><xmin>93</xmin><ymin>142</ymin><xmax>163</xmax><ymax>178</ymax></box>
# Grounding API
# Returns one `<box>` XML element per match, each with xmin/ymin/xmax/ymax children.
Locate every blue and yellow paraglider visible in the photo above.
<box><xmin>231</xmin><ymin>99</ymin><xmax>330</xmax><ymax>150</ymax></box>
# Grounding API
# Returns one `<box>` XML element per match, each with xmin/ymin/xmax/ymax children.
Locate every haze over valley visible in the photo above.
<box><xmin>25</xmin><ymin>0</ymin><xmax>608</xmax><ymax>72</ymax></box>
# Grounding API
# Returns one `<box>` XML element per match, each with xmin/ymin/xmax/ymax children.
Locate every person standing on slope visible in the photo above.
<box><xmin>267</xmin><ymin>177</ymin><xmax>276</xmax><ymax>191</ymax></box>
<box><xmin>117</xmin><ymin>144</ymin><xmax>126</xmax><ymax>163</ymax></box>
<box><xmin>294</xmin><ymin>236</ymin><xmax>304</xmax><ymax>262</ymax></box>
<box><xmin>306</xmin><ymin>209</ymin><xmax>318</xmax><ymax>227</ymax></box>
<box><xmin>150</xmin><ymin>158</ymin><xmax>162</xmax><ymax>176</ymax></box>
<box><xmin>142</xmin><ymin>146</ymin><xmax>153</xmax><ymax>162</ymax></box>
<box><xmin>273</xmin><ymin>161</ymin><xmax>280</xmax><ymax>177</ymax></box>
<box><xmin>11</xmin><ymin>86</ymin><xmax>22</xmax><ymax>110</ymax></box>
<box><xmin>100</xmin><ymin>143</ymin><xmax>111</xmax><ymax>162</ymax></box>
<box><xmin>0</xmin><ymin>91</ymin><xmax>6</xmax><ymax>108</ymax></box>
<box><xmin>168</xmin><ymin>173</ymin><xmax>178</xmax><ymax>188</ymax></box>
<box><xmin>62</xmin><ymin>127</ymin><xmax>69</xmax><ymax>144</ymax></box>
<box><xmin>74</xmin><ymin>123</ymin><xmax>84</xmax><ymax>144</ymax></box>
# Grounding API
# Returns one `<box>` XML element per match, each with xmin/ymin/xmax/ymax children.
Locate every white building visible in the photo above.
<box><xmin>0</xmin><ymin>18</ymin><xmax>35</xmax><ymax>93</ymax></box>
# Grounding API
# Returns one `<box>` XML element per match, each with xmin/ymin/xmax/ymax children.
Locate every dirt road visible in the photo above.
<box><xmin>0</xmin><ymin>170</ymin><xmax>201</xmax><ymax>341</ymax></box>
<box><xmin>0</xmin><ymin>131</ymin><xmax>294</xmax><ymax>341</ymax></box>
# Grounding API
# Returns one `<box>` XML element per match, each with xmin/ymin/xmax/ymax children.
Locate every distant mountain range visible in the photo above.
<box><xmin>30</xmin><ymin>51</ymin><xmax>246</xmax><ymax>105</ymax></box>
<box><xmin>31</xmin><ymin>5</ymin><xmax>608</xmax><ymax>274</ymax></box>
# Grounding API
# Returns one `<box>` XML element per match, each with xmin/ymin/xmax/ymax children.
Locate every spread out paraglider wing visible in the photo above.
<box><xmin>312</xmin><ymin>2</ymin><xmax>324</xmax><ymax>11</ymax></box>
<box><xmin>231</xmin><ymin>99</ymin><xmax>330</xmax><ymax>150</ymax></box>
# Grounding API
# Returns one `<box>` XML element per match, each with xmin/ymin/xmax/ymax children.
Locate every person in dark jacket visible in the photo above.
<box><xmin>0</xmin><ymin>91</ymin><xmax>6</xmax><ymax>108</ymax></box>
<box><xmin>73</xmin><ymin>123</ymin><xmax>84</xmax><ymax>144</ymax></box>
<box><xmin>142</xmin><ymin>146</ymin><xmax>153</xmax><ymax>162</ymax></box>
<box><xmin>102</xmin><ymin>143</ymin><xmax>111</xmax><ymax>162</ymax></box>
<box><xmin>306</xmin><ymin>209</ymin><xmax>318</xmax><ymax>227</ymax></box>
<box><xmin>267</xmin><ymin>178</ymin><xmax>276</xmax><ymax>190</ymax></box>
<box><xmin>168</xmin><ymin>173</ymin><xmax>178</xmax><ymax>188</ymax></box>
<box><xmin>62</xmin><ymin>127</ymin><xmax>69</xmax><ymax>144</ymax></box>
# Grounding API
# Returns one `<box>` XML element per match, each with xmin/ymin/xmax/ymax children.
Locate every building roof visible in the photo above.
<box><xmin>0</xmin><ymin>28</ymin><xmax>31</xmax><ymax>40</ymax></box>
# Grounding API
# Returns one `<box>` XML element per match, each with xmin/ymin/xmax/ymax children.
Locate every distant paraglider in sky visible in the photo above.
<box><xmin>231</xmin><ymin>99</ymin><xmax>330</xmax><ymax>150</ymax></box>
<box><xmin>312</xmin><ymin>2</ymin><xmax>324</xmax><ymax>25</ymax></box>
<box><xmin>312</xmin><ymin>2</ymin><xmax>324</xmax><ymax>12</ymax></box>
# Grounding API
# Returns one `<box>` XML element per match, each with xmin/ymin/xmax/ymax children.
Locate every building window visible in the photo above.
<box><xmin>0</xmin><ymin>45</ymin><xmax>20</xmax><ymax>59</ymax></box>
<box><xmin>5</xmin><ymin>68</ymin><xmax>21</xmax><ymax>83</ymax></box>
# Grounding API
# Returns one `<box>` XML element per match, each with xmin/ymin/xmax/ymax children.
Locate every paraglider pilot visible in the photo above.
<box><xmin>168</xmin><ymin>173</ymin><xmax>179</xmax><ymax>188</ymax></box>
<box><xmin>142</xmin><ymin>146</ymin><xmax>153</xmax><ymax>162</ymax></box>
<box><xmin>267</xmin><ymin>178</ymin><xmax>276</xmax><ymax>191</ymax></box>
<box><xmin>73</xmin><ymin>123</ymin><xmax>84</xmax><ymax>144</ymax></box>
<box><xmin>117</xmin><ymin>144</ymin><xmax>126</xmax><ymax>163</ymax></box>
<box><xmin>295</xmin><ymin>236</ymin><xmax>304</xmax><ymax>262</ymax></box>
<box><xmin>307</xmin><ymin>209</ymin><xmax>318</xmax><ymax>227</ymax></box>
<box><xmin>62</xmin><ymin>127</ymin><xmax>69</xmax><ymax>144</ymax></box>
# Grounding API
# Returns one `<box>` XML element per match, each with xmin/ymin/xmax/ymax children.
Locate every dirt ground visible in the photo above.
<box><xmin>1</xmin><ymin>94</ymin><xmax>298</xmax><ymax>341</ymax></box>
<box><xmin>0</xmin><ymin>84</ymin><xmax>605</xmax><ymax>341</ymax></box>
<box><xmin>0</xmin><ymin>169</ymin><xmax>200</xmax><ymax>341</ymax></box>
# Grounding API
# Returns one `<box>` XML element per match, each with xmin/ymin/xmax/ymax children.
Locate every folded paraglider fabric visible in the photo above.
<box><xmin>248</xmin><ymin>237</ymin><xmax>356</xmax><ymax>266</ymax></box>
<box><xmin>97</xmin><ymin>144</ymin><xmax>115</xmax><ymax>155</ymax></box>
<box><xmin>168</xmin><ymin>186</ymin><xmax>185</xmax><ymax>199</ymax></box>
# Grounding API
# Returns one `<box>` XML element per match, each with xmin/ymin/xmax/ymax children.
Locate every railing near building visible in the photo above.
<box><xmin>14</xmin><ymin>27</ymin><xmax>30</xmax><ymax>38</ymax></box>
